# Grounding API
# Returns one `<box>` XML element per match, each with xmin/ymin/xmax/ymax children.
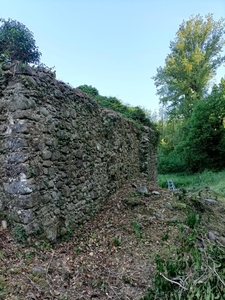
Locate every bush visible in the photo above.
<box><xmin>158</xmin><ymin>150</ymin><xmax>186</xmax><ymax>174</ymax></box>
<box><xmin>0</xmin><ymin>18</ymin><xmax>41</xmax><ymax>64</ymax></box>
<box><xmin>77</xmin><ymin>85</ymin><xmax>157</xmax><ymax>130</ymax></box>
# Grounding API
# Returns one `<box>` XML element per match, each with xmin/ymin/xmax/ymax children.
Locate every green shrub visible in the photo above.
<box><xmin>77</xmin><ymin>85</ymin><xmax>158</xmax><ymax>131</ymax></box>
<box><xmin>12</xmin><ymin>225</ymin><xmax>27</xmax><ymax>243</ymax></box>
<box><xmin>0</xmin><ymin>18</ymin><xmax>41</xmax><ymax>64</ymax></box>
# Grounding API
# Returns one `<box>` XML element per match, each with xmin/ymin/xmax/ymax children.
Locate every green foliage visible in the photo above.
<box><xmin>12</xmin><ymin>225</ymin><xmax>27</xmax><ymax>244</ymax></box>
<box><xmin>140</xmin><ymin>215</ymin><xmax>225</xmax><ymax>300</ymax></box>
<box><xmin>113</xmin><ymin>236</ymin><xmax>121</xmax><ymax>247</ymax></box>
<box><xmin>153</xmin><ymin>14</ymin><xmax>225</xmax><ymax>119</ymax></box>
<box><xmin>77</xmin><ymin>84</ymin><xmax>157</xmax><ymax>130</ymax></box>
<box><xmin>0</xmin><ymin>275</ymin><xmax>7</xmax><ymax>297</ymax></box>
<box><xmin>74</xmin><ymin>248</ymin><xmax>82</xmax><ymax>254</ymax></box>
<box><xmin>132</xmin><ymin>220</ymin><xmax>142</xmax><ymax>238</ymax></box>
<box><xmin>185</xmin><ymin>212</ymin><xmax>201</xmax><ymax>228</ymax></box>
<box><xmin>60</xmin><ymin>222</ymin><xmax>74</xmax><ymax>242</ymax></box>
<box><xmin>158</xmin><ymin>169</ymin><xmax>225</xmax><ymax>198</ymax></box>
<box><xmin>0</xmin><ymin>18</ymin><xmax>41</xmax><ymax>64</ymax></box>
<box><xmin>40</xmin><ymin>241</ymin><xmax>52</xmax><ymax>250</ymax></box>
<box><xmin>158</xmin><ymin>149</ymin><xmax>186</xmax><ymax>174</ymax></box>
<box><xmin>175</xmin><ymin>79</ymin><xmax>225</xmax><ymax>173</ymax></box>
<box><xmin>158</xmin><ymin>78</ymin><xmax>225</xmax><ymax>174</ymax></box>
<box><xmin>156</xmin><ymin>15</ymin><xmax>225</xmax><ymax>175</ymax></box>
<box><xmin>161</xmin><ymin>232</ymin><xmax>169</xmax><ymax>241</ymax></box>
<box><xmin>77</xmin><ymin>84</ymin><xmax>99</xmax><ymax>98</ymax></box>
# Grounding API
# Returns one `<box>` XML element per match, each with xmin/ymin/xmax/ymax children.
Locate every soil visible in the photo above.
<box><xmin>0</xmin><ymin>179</ymin><xmax>224</xmax><ymax>300</ymax></box>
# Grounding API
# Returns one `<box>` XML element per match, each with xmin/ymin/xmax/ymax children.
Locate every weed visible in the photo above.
<box><xmin>74</xmin><ymin>248</ymin><xmax>82</xmax><ymax>254</ymax></box>
<box><xmin>0</xmin><ymin>148</ymin><xmax>7</xmax><ymax>154</ymax></box>
<box><xmin>91</xmin><ymin>233</ymin><xmax>97</xmax><ymax>239</ymax></box>
<box><xmin>186</xmin><ymin>212</ymin><xmax>201</xmax><ymax>228</ymax></box>
<box><xmin>113</xmin><ymin>236</ymin><xmax>121</xmax><ymax>247</ymax></box>
<box><xmin>29</xmin><ymin>164</ymin><xmax>36</xmax><ymax>175</ymax></box>
<box><xmin>40</xmin><ymin>241</ymin><xmax>52</xmax><ymax>250</ymax></box>
<box><xmin>189</xmin><ymin>196</ymin><xmax>206</xmax><ymax>212</ymax></box>
<box><xmin>132</xmin><ymin>221</ymin><xmax>142</xmax><ymax>238</ymax></box>
<box><xmin>0</xmin><ymin>250</ymin><xmax>5</xmax><ymax>260</ymax></box>
<box><xmin>60</xmin><ymin>222</ymin><xmax>74</xmax><ymax>242</ymax></box>
<box><xmin>12</xmin><ymin>225</ymin><xmax>27</xmax><ymax>243</ymax></box>
<box><xmin>24</xmin><ymin>251</ymin><xmax>32</xmax><ymax>263</ymax></box>
<box><xmin>161</xmin><ymin>232</ymin><xmax>169</xmax><ymax>241</ymax></box>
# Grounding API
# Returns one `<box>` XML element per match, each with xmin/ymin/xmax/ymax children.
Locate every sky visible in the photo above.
<box><xmin>1</xmin><ymin>0</ymin><xmax>225</xmax><ymax>113</ymax></box>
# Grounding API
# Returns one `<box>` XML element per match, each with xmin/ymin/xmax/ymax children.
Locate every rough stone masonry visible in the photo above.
<box><xmin>0</xmin><ymin>63</ymin><xmax>157</xmax><ymax>242</ymax></box>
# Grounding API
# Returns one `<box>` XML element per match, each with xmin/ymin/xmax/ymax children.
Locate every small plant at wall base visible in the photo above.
<box><xmin>12</xmin><ymin>225</ymin><xmax>27</xmax><ymax>244</ymax></box>
<box><xmin>29</xmin><ymin>164</ymin><xmax>36</xmax><ymax>176</ymax></box>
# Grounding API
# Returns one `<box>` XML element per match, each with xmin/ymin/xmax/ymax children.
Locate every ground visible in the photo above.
<box><xmin>0</xmin><ymin>178</ymin><xmax>225</xmax><ymax>300</ymax></box>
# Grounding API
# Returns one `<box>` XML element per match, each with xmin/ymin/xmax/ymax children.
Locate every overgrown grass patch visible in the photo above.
<box><xmin>158</xmin><ymin>169</ymin><xmax>225</xmax><ymax>198</ymax></box>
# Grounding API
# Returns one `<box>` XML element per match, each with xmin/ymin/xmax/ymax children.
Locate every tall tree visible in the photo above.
<box><xmin>0</xmin><ymin>18</ymin><xmax>41</xmax><ymax>64</ymax></box>
<box><xmin>153</xmin><ymin>14</ymin><xmax>225</xmax><ymax>119</ymax></box>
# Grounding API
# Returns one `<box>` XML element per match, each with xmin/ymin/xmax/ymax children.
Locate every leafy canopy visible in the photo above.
<box><xmin>158</xmin><ymin>79</ymin><xmax>225</xmax><ymax>174</ymax></box>
<box><xmin>176</xmin><ymin>79</ymin><xmax>225</xmax><ymax>172</ymax></box>
<box><xmin>0</xmin><ymin>18</ymin><xmax>41</xmax><ymax>64</ymax></box>
<box><xmin>153</xmin><ymin>14</ymin><xmax>225</xmax><ymax>119</ymax></box>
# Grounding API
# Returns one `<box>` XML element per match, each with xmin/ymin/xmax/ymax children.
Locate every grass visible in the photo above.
<box><xmin>158</xmin><ymin>169</ymin><xmax>225</xmax><ymax>198</ymax></box>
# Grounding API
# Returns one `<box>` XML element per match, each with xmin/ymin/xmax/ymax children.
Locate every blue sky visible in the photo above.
<box><xmin>1</xmin><ymin>0</ymin><xmax>225</xmax><ymax>113</ymax></box>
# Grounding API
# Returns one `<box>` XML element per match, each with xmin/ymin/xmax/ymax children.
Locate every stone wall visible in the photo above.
<box><xmin>0</xmin><ymin>64</ymin><xmax>157</xmax><ymax>242</ymax></box>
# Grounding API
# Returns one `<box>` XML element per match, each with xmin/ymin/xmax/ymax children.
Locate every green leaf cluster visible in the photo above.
<box><xmin>159</xmin><ymin>79</ymin><xmax>225</xmax><ymax>173</ymax></box>
<box><xmin>176</xmin><ymin>80</ymin><xmax>225</xmax><ymax>172</ymax></box>
<box><xmin>0</xmin><ymin>18</ymin><xmax>41</xmax><ymax>64</ymax></box>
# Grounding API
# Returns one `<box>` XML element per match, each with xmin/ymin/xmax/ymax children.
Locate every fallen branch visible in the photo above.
<box><xmin>160</xmin><ymin>273</ymin><xmax>187</xmax><ymax>290</ymax></box>
<box><xmin>208</xmin><ymin>266</ymin><xmax>225</xmax><ymax>287</ymax></box>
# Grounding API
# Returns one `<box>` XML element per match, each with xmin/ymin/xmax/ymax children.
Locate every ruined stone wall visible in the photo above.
<box><xmin>0</xmin><ymin>65</ymin><xmax>157</xmax><ymax>241</ymax></box>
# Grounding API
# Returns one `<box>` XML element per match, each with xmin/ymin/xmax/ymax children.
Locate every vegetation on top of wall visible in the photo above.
<box><xmin>0</xmin><ymin>18</ymin><xmax>41</xmax><ymax>64</ymax></box>
<box><xmin>77</xmin><ymin>84</ymin><xmax>157</xmax><ymax>130</ymax></box>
